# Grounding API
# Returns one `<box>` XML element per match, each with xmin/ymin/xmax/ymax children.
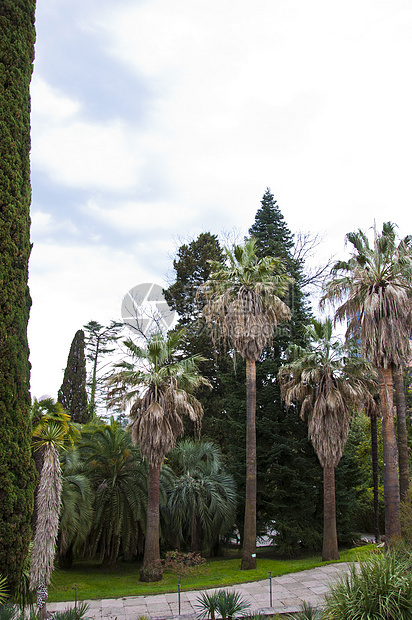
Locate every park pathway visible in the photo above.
<box><xmin>48</xmin><ymin>562</ymin><xmax>352</xmax><ymax>619</ymax></box>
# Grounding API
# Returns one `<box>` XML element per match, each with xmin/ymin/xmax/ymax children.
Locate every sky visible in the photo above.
<box><xmin>29</xmin><ymin>0</ymin><xmax>412</xmax><ymax>398</ymax></box>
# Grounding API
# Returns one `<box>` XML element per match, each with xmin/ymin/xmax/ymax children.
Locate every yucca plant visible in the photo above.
<box><xmin>0</xmin><ymin>574</ymin><xmax>8</xmax><ymax>605</ymax></box>
<box><xmin>286</xmin><ymin>602</ymin><xmax>324</xmax><ymax>620</ymax></box>
<box><xmin>51</xmin><ymin>602</ymin><xmax>89</xmax><ymax>620</ymax></box>
<box><xmin>323</xmin><ymin>551</ymin><xmax>412</xmax><ymax>619</ymax></box>
<box><xmin>196</xmin><ymin>589</ymin><xmax>250</xmax><ymax>620</ymax></box>
<box><xmin>196</xmin><ymin>590</ymin><xmax>220</xmax><ymax>620</ymax></box>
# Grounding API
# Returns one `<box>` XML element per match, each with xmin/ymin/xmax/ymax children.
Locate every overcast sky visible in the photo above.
<box><xmin>29</xmin><ymin>0</ymin><xmax>412</xmax><ymax>398</ymax></box>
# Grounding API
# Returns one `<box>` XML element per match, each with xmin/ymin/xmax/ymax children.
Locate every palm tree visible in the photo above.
<box><xmin>322</xmin><ymin>222</ymin><xmax>412</xmax><ymax>543</ymax></box>
<box><xmin>78</xmin><ymin>418</ymin><xmax>147</xmax><ymax>567</ymax></box>
<box><xmin>108</xmin><ymin>329</ymin><xmax>210</xmax><ymax>581</ymax></box>
<box><xmin>278</xmin><ymin>318</ymin><xmax>376</xmax><ymax>560</ymax></box>
<box><xmin>167</xmin><ymin>439</ymin><xmax>237</xmax><ymax>553</ymax></box>
<box><xmin>29</xmin><ymin>398</ymin><xmax>78</xmax><ymax>620</ymax></box>
<box><xmin>58</xmin><ymin>446</ymin><xmax>93</xmax><ymax>568</ymax></box>
<box><xmin>201</xmin><ymin>238</ymin><xmax>292</xmax><ymax>569</ymax></box>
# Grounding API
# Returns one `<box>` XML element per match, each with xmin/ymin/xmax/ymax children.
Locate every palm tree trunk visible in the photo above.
<box><xmin>370</xmin><ymin>410</ymin><xmax>380</xmax><ymax>543</ymax></box>
<box><xmin>241</xmin><ymin>358</ymin><xmax>257</xmax><ymax>570</ymax></box>
<box><xmin>379</xmin><ymin>366</ymin><xmax>401</xmax><ymax>544</ymax></box>
<box><xmin>140</xmin><ymin>462</ymin><xmax>162</xmax><ymax>582</ymax></box>
<box><xmin>322</xmin><ymin>464</ymin><xmax>339</xmax><ymax>561</ymax></box>
<box><xmin>393</xmin><ymin>365</ymin><xmax>409</xmax><ymax>502</ymax></box>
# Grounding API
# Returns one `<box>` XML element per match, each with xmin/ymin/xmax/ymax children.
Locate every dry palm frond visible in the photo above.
<box><xmin>110</xmin><ymin>330</ymin><xmax>208</xmax><ymax>467</ymax></box>
<box><xmin>30</xmin><ymin>443</ymin><xmax>62</xmax><ymax>591</ymax></box>
<box><xmin>201</xmin><ymin>240</ymin><xmax>292</xmax><ymax>361</ymax></box>
<box><xmin>278</xmin><ymin>318</ymin><xmax>377</xmax><ymax>469</ymax></box>
<box><xmin>322</xmin><ymin>222</ymin><xmax>412</xmax><ymax>369</ymax></box>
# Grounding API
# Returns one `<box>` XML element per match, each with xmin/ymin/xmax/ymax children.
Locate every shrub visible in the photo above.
<box><xmin>323</xmin><ymin>550</ymin><xmax>412</xmax><ymax>619</ymax></box>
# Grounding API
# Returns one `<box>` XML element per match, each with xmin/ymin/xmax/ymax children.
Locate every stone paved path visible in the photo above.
<box><xmin>48</xmin><ymin>562</ymin><xmax>351</xmax><ymax>619</ymax></box>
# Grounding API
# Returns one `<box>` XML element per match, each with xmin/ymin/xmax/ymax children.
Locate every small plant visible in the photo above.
<box><xmin>324</xmin><ymin>550</ymin><xmax>412</xmax><ymax>619</ymax></box>
<box><xmin>286</xmin><ymin>602</ymin><xmax>323</xmax><ymax>620</ymax></box>
<box><xmin>51</xmin><ymin>602</ymin><xmax>90</xmax><ymax>620</ymax></box>
<box><xmin>196</xmin><ymin>590</ymin><xmax>220</xmax><ymax>620</ymax></box>
<box><xmin>196</xmin><ymin>589</ymin><xmax>250</xmax><ymax>620</ymax></box>
<box><xmin>0</xmin><ymin>574</ymin><xmax>8</xmax><ymax>605</ymax></box>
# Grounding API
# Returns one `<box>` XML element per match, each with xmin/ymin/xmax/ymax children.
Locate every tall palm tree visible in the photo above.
<box><xmin>278</xmin><ymin>318</ymin><xmax>376</xmax><ymax>560</ymax></box>
<box><xmin>29</xmin><ymin>398</ymin><xmax>78</xmax><ymax>620</ymax></box>
<box><xmin>78</xmin><ymin>418</ymin><xmax>147</xmax><ymax>567</ymax></box>
<box><xmin>322</xmin><ymin>222</ymin><xmax>412</xmax><ymax>543</ymax></box>
<box><xmin>167</xmin><ymin>439</ymin><xmax>237</xmax><ymax>553</ymax></box>
<box><xmin>108</xmin><ymin>329</ymin><xmax>210</xmax><ymax>581</ymax></box>
<box><xmin>201</xmin><ymin>238</ymin><xmax>292</xmax><ymax>569</ymax></box>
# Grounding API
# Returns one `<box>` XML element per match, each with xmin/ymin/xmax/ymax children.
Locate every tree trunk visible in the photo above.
<box><xmin>379</xmin><ymin>366</ymin><xmax>401</xmax><ymax>544</ymax></box>
<box><xmin>140</xmin><ymin>462</ymin><xmax>162</xmax><ymax>582</ymax></box>
<box><xmin>393</xmin><ymin>365</ymin><xmax>409</xmax><ymax>503</ymax></box>
<box><xmin>191</xmin><ymin>511</ymin><xmax>198</xmax><ymax>552</ymax></box>
<box><xmin>241</xmin><ymin>358</ymin><xmax>257</xmax><ymax>570</ymax></box>
<box><xmin>370</xmin><ymin>410</ymin><xmax>381</xmax><ymax>543</ymax></box>
<box><xmin>322</xmin><ymin>464</ymin><xmax>339</xmax><ymax>561</ymax></box>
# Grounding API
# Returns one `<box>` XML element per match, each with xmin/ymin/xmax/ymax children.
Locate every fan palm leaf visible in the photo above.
<box><xmin>322</xmin><ymin>221</ymin><xmax>412</xmax><ymax>543</ymax></box>
<box><xmin>107</xmin><ymin>329</ymin><xmax>210</xmax><ymax>581</ymax></box>
<box><xmin>200</xmin><ymin>238</ymin><xmax>291</xmax><ymax>570</ymax></box>
<box><xmin>278</xmin><ymin>318</ymin><xmax>377</xmax><ymax>560</ymax></box>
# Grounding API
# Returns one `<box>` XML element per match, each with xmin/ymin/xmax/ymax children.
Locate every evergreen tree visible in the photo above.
<box><xmin>0</xmin><ymin>0</ymin><xmax>37</xmax><ymax>590</ymax></box>
<box><xmin>58</xmin><ymin>330</ymin><xmax>89</xmax><ymax>424</ymax></box>
<box><xmin>83</xmin><ymin>320</ymin><xmax>123</xmax><ymax>418</ymax></box>
<box><xmin>164</xmin><ymin>233</ymin><xmax>229</xmax><ymax>441</ymax></box>
<box><xmin>247</xmin><ymin>189</ymin><xmax>324</xmax><ymax>553</ymax></box>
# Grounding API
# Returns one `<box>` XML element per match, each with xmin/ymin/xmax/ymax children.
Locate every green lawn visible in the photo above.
<box><xmin>48</xmin><ymin>545</ymin><xmax>376</xmax><ymax>602</ymax></box>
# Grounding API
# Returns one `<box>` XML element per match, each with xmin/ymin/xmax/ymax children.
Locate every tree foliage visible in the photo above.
<box><xmin>58</xmin><ymin>330</ymin><xmax>89</xmax><ymax>424</ymax></box>
<box><xmin>83</xmin><ymin>320</ymin><xmax>123</xmax><ymax>418</ymax></box>
<box><xmin>0</xmin><ymin>0</ymin><xmax>37</xmax><ymax>591</ymax></box>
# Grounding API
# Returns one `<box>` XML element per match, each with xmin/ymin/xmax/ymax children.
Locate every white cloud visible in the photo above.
<box><xmin>85</xmin><ymin>198</ymin><xmax>196</xmax><ymax>233</ymax></box>
<box><xmin>28</xmin><ymin>240</ymin><xmax>172</xmax><ymax>397</ymax></box>
<box><xmin>32</xmin><ymin>117</ymin><xmax>144</xmax><ymax>191</ymax></box>
<box><xmin>31</xmin><ymin>76</ymin><xmax>80</xmax><ymax>120</ymax></box>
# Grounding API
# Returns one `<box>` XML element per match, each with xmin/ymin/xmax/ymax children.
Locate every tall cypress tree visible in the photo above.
<box><xmin>0</xmin><ymin>0</ymin><xmax>37</xmax><ymax>589</ymax></box>
<box><xmin>58</xmin><ymin>330</ymin><xmax>89</xmax><ymax>423</ymax></box>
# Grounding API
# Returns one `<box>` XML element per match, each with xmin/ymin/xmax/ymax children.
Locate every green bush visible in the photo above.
<box><xmin>323</xmin><ymin>551</ymin><xmax>412</xmax><ymax>619</ymax></box>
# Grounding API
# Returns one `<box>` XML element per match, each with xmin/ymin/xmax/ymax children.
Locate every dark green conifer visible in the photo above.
<box><xmin>58</xmin><ymin>330</ymin><xmax>89</xmax><ymax>423</ymax></box>
<box><xmin>0</xmin><ymin>0</ymin><xmax>37</xmax><ymax>589</ymax></box>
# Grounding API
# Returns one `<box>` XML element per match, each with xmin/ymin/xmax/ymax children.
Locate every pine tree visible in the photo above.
<box><xmin>0</xmin><ymin>0</ymin><xmax>37</xmax><ymax>590</ymax></box>
<box><xmin>58</xmin><ymin>330</ymin><xmax>89</xmax><ymax>423</ymax></box>
<box><xmin>83</xmin><ymin>320</ymin><xmax>123</xmax><ymax>418</ymax></box>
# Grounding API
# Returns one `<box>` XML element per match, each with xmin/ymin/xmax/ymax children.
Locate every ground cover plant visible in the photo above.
<box><xmin>47</xmin><ymin>545</ymin><xmax>374</xmax><ymax>602</ymax></box>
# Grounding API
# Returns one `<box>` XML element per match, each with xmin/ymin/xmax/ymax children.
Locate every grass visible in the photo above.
<box><xmin>48</xmin><ymin>544</ymin><xmax>376</xmax><ymax>603</ymax></box>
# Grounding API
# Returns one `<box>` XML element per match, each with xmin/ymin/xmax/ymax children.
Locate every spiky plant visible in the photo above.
<box><xmin>30</xmin><ymin>399</ymin><xmax>78</xmax><ymax>619</ymax></box>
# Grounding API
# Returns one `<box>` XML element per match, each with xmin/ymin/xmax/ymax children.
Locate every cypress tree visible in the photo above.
<box><xmin>58</xmin><ymin>330</ymin><xmax>89</xmax><ymax>423</ymax></box>
<box><xmin>0</xmin><ymin>0</ymin><xmax>37</xmax><ymax>589</ymax></box>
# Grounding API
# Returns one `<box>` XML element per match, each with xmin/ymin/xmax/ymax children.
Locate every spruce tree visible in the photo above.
<box><xmin>247</xmin><ymin>190</ymin><xmax>323</xmax><ymax>552</ymax></box>
<box><xmin>58</xmin><ymin>330</ymin><xmax>89</xmax><ymax>423</ymax></box>
<box><xmin>0</xmin><ymin>0</ymin><xmax>37</xmax><ymax>589</ymax></box>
